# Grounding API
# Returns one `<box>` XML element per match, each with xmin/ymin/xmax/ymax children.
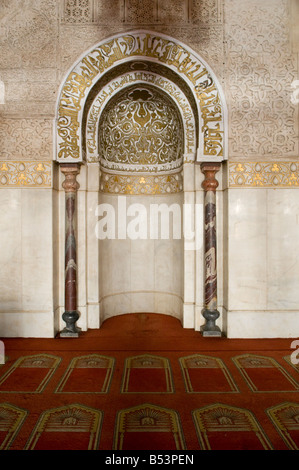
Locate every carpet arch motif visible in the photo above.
<box><xmin>0</xmin><ymin>354</ymin><xmax>61</xmax><ymax>393</ymax></box>
<box><xmin>0</xmin><ymin>403</ymin><xmax>27</xmax><ymax>450</ymax></box>
<box><xmin>267</xmin><ymin>401</ymin><xmax>299</xmax><ymax>450</ymax></box>
<box><xmin>232</xmin><ymin>354</ymin><xmax>299</xmax><ymax>392</ymax></box>
<box><xmin>113</xmin><ymin>403</ymin><xmax>185</xmax><ymax>450</ymax></box>
<box><xmin>193</xmin><ymin>403</ymin><xmax>273</xmax><ymax>450</ymax></box>
<box><xmin>55</xmin><ymin>354</ymin><xmax>115</xmax><ymax>393</ymax></box>
<box><xmin>25</xmin><ymin>404</ymin><xmax>103</xmax><ymax>450</ymax></box>
<box><xmin>121</xmin><ymin>354</ymin><xmax>174</xmax><ymax>393</ymax></box>
<box><xmin>179</xmin><ymin>354</ymin><xmax>238</xmax><ymax>393</ymax></box>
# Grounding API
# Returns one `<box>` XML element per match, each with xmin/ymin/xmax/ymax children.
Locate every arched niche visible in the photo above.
<box><xmin>55</xmin><ymin>31</ymin><xmax>228</xmax><ymax>336</ymax></box>
<box><xmin>55</xmin><ymin>30</ymin><xmax>227</xmax><ymax>165</ymax></box>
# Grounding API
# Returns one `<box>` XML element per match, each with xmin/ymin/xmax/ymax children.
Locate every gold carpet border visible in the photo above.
<box><xmin>121</xmin><ymin>354</ymin><xmax>174</xmax><ymax>394</ymax></box>
<box><xmin>179</xmin><ymin>354</ymin><xmax>239</xmax><ymax>394</ymax></box>
<box><xmin>193</xmin><ymin>404</ymin><xmax>273</xmax><ymax>450</ymax></box>
<box><xmin>0</xmin><ymin>161</ymin><xmax>52</xmax><ymax>188</ymax></box>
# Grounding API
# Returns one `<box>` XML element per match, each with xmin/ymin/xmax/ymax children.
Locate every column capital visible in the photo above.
<box><xmin>200</xmin><ymin>162</ymin><xmax>221</xmax><ymax>192</ymax></box>
<box><xmin>60</xmin><ymin>163</ymin><xmax>80</xmax><ymax>192</ymax></box>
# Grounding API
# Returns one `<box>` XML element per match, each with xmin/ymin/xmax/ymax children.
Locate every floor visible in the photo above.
<box><xmin>0</xmin><ymin>313</ymin><xmax>298</xmax><ymax>451</ymax></box>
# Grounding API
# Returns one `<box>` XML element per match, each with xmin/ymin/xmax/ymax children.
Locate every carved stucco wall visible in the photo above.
<box><xmin>0</xmin><ymin>0</ymin><xmax>298</xmax><ymax>169</ymax></box>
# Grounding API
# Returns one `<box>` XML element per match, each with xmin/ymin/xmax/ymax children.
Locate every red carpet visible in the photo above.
<box><xmin>0</xmin><ymin>313</ymin><xmax>298</xmax><ymax>450</ymax></box>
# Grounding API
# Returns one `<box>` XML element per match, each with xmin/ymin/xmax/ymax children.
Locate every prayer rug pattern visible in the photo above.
<box><xmin>113</xmin><ymin>403</ymin><xmax>185</xmax><ymax>450</ymax></box>
<box><xmin>0</xmin><ymin>403</ymin><xmax>27</xmax><ymax>450</ymax></box>
<box><xmin>25</xmin><ymin>404</ymin><xmax>102</xmax><ymax>450</ymax></box>
<box><xmin>267</xmin><ymin>402</ymin><xmax>299</xmax><ymax>450</ymax></box>
<box><xmin>0</xmin><ymin>354</ymin><xmax>61</xmax><ymax>393</ymax></box>
<box><xmin>55</xmin><ymin>354</ymin><xmax>114</xmax><ymax>393</ymax></box>
<box><xmin>232</xmin><ymin>354</ymin><xmax>299</xmax><ymax>392</ymax></box>
<box><xmin>179</xmin><ymin>354</ymin><xmax>238</xmax><ymax>393</ymax></box>
<box><xmin>193</xmin><ymin>404</ymin><xmax>273</xmax><ymax>450</ymax></box>
<box><xmin>0</xmin><ymin>314</ymin><xmax>298</xmax><ymax>450</ymax></box>
<box><xmin>121</xmin><ymin>354</ymin><xmax>174</xmax><ymax>393</ymax></box>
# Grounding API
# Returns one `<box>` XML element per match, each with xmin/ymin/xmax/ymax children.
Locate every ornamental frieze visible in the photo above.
<box><xmin>0</xmin><ymin>162</ymin><xmax>52</xmax><ymax>188</ymax></box>
<box><xmin>100</xmin><ymin>170</ymin><xmax>183</xmax><ymax>195</ymax></box>
<box><xmin>229</xmin><ymin>162</ymin><xmax>299</xmax><ymax>187</ymax></box>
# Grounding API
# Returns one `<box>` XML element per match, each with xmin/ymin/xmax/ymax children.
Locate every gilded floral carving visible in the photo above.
<box><xmin>0</xmin><ymin>161</ymin><xmax>52</xmax><ymax>188</ymax></box>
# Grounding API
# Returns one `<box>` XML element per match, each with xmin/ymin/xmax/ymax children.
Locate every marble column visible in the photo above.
<box><xmin>60</xmin><ymin>164</ymin><xmax>81</xmax><ymax>337</ymax></box>
<box><xmin>200</xmin><ymin>162</ymin><xmax>222</xmax><ymax>337</ymax></box>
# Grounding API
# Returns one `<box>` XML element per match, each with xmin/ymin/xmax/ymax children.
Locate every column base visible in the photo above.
<box><xmin>60</xmin><ymin>310</ymin><xmax>81</xmax><ymax>338</ymax></box>
<box><xmin>201</xmin><ymin>308</ymin><xmax>222</xmax><ymax>337</ymax></box>
<box><xmin>200</xmin><ymin>326</ymin><xmax>222</xmax><ymax>337</ymax></box>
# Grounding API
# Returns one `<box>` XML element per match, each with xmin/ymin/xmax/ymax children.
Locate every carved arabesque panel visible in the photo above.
<box><xmin>0</xmin><ymin>0</ymin><xmax>57</xmax><ymax>68</ymax></box>
<box><xmin>0</xmin><ymin>119</ymin><xmax>53</xmax><ymax>161</ymax></box>
<box><xmin>225</xmin><ymin>0</ymin><xmax>298</xmax><ymax>157</ymax></box>
<box><xmin>98</xmin><ymin>85</ymin><xmax>184</xmax><ymax>172</ymax></box>
<box><xmin>62</xmin><ymin>0</ymin><xmax>95</xmax><ymax>23</ymax></box>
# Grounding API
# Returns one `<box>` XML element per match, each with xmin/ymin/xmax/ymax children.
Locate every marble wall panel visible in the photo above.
<box><xmin>0</xmin><ymin>187</ymin><xmax>56</xmax><ymax>337</ymax></box>
<box><xmin>267</xmin><ymin>189</ymin><xmax>299</xmax><ymax>310</ymax></box>
<box><xmin>97</xmin><ymin>192</ymin><xmax>184</xmax><ymax>321</ymax></box>
<box><xmin>21</xmin><ymin>190</ymin><xmax>54</xmax><ymax>311</ymax></box>
<box><xmin>227</xmin><ymin>189</ymin><xmax>268</xmax><ymax>311</ymax></box>
<box><xmin>0</xmin><ymin>190</ymin><xmax>22</xmax><ymax>312</ymax></box>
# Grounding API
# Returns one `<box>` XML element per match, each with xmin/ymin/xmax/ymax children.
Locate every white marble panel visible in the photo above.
<box><xmin>131</xmin><ymin>239</ymin><xmax>155</xmax><ymax>292</ymax></box>
<box><xmin>21</xmin><ymin>189</ymin><xmax>53</xmax><ymax>311</ymax></box>
<box><xmin>0</xmin><ymin>189</ymin><xmax>22</xmax><ymax>312</ymax></box>
<box><xmin>155</xmin><ymin>293</ymin><xmax>181</xmax><ymax>318</ymax></box>
<box><xmin>267</xmin><ymin>189</ymin><xmax>299</xmax><ymax>310</ymax></box>
<box><xmin>111</xmin><ymin>238</ymin><xmax>132</xmax><ymax>293</ymax></box>
<box><xmin>101</xmin><ymin>293</ymin><xmax>133</xmax><ymax>321</ymax></box>
<box><xmin>183</xmin><ymin>303</ymin><xmax>195</xmax><ymax>328</ymax></box>
<box><xmin>183</xmin><ymin>163</ymin><xmax>195</xmax><ymax>192</ymax></box>
<box><xmin>87</xmin><ymin>303</ymin><xmax>100</xmax><ymax>329</ymax></box>
<box><xmin>227</xmin><ymin>310</ymin><xmax>299</xmax><ymax>339</ymax></box>
<box><xmin>0</xmin><ymin>312</ymin><xmax>54</xmax><ymax>338</ymax></box>
<box><xmin>154</xmin><ymin>239</ymin><xmax>174</xmax><ymax>293</ymax></box>
<box><xmin>77</xmin><ymin>189</ymin><xmax>87</xmax><ymax>309</ymax></box>
<box><xmin>228</xmin><ymin>189</ymin><xmax>267</xmax><ymax>310</ymax></box>
<box><xmin>86</xmin><ymin>191</ymin><xmax>100</xmax><ymax>304</ymax></box>
<box><xmin>172</xmin><ymin>239</ymin><xmax>184</xmax><ymax>297</ymax></box>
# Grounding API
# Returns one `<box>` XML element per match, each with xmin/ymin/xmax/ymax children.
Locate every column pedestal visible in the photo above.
<box><xmin>200</xmin><ymin>163</ymin><xmax>222</xmax><ymax>337</ymax></box>
<box><xmin>60</xmin><ymin>164</ymin><xmax>81</xmax><ymax>338</ymax></box>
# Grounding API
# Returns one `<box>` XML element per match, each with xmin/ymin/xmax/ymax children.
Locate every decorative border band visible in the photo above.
<box><xmin>100</xmin><ymin>170</ymin><xmax>183</xmax><ymax>195</ymax></box>
<box><xmin>0</xmin><ymin>162</ymin><xmax>52</xmax><ymax>188</ymax></box>
<box><xmin>229</xmin><ymin>162</ymin><xmax>299</xmax><ymax>187</ymax></box>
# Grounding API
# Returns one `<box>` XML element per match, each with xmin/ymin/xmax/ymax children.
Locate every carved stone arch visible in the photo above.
<box><xmin>55</xmin><ymin>30</ymin><xmax>227</xmax><ymax>164</ymax></box>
